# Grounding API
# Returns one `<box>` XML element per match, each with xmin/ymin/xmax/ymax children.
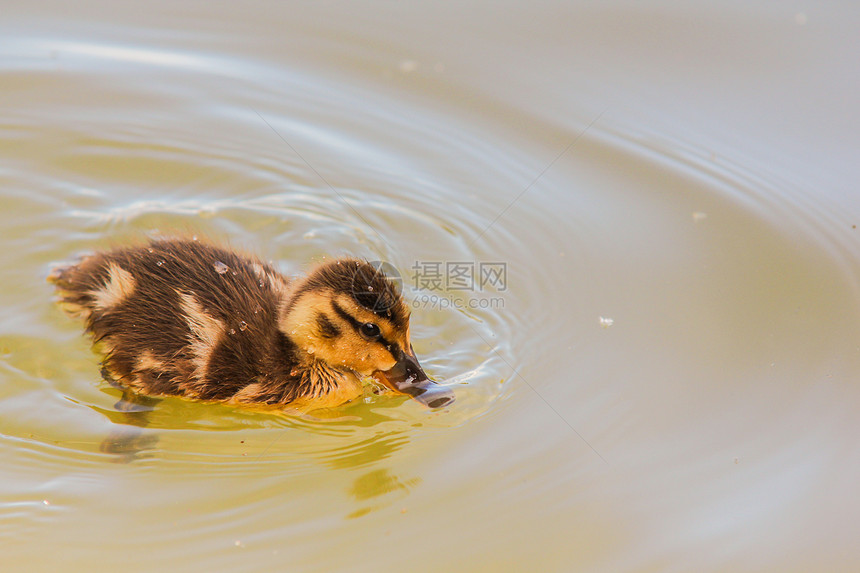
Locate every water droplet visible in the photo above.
<box><xmin>289</xmin><ymin>368</ymin><xmax>299</xmax><ymax>377</ymax></box>
<box><xmin>307</xmin><ymin>348</ymin><xmax>315</xmax><ymax>354</ymax></box>
<box><xmin>599</xmin><ymin>316</ymin><xmax>614</xmax><ymax>328</ymax></box>
<box><xmin>239</xmin><ymin>321</ymin><xmax>248</xmax><ymax>332</ymax></box>
<box><xmin>213</xmin><ymin>261</ymin><xmax>229</xmax><ymax>274</ymax></box>
<box><xmin>229</xmin><ymin>328</ymin><xmax>236</xmax><ymax>335</ymax></box>
<box><xmin>367</xmin><ymin>285</ymin><xmax>374</xmax><ymax>292</ymax></box>
<box><xmin>156</xmin><ymin>260</ymin><xmax>164</xmax><ymax>267</ymax></box>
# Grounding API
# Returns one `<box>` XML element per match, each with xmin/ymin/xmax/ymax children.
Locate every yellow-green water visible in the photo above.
<box><xmin>2</xmin><ymin>1</ymin><xmax>860</xmax><ymax>571</ymax></box>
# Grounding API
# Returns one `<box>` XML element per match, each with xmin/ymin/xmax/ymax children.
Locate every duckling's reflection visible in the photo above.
<box><xmin>97</xmin><ymin>385</ymin><xmax>161</xmax><ymax>462</ymax></box>
<box><xmin>317</xmin><ymin>430</ymin><xmax>410</xmax><ymax>469</ymax></box>
<box><xmin>291</xmin><ymin>401</ymin><xmax>426</xmax><ymax>518</ymax></box>
<box><xmin>92</xmin><ymin>383</ymin><xmax>430</xmax><ymax>476</ymax></box>
<box><xmin>350</xmin><ymin>468</ymin><xmax>421</xmax><ymax>500</ymax></box>
<box><xmin>346</xmin><ymin>468</ymin><xmax>421</xmax><ymax>519</ymax></box>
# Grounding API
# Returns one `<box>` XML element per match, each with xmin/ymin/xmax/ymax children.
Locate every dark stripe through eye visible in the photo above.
<box><xmin>332</xmin><ymin>301</ymin><xmax>362</xmax><ymax>331</ymax></box>
<box><xmin>331</xmin><ymin>301</ymin><xmax>399</xmax><ymax>360</ymax></box>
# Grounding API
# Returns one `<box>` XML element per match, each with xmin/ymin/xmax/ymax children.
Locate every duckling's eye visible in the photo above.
<box><xmin>359</xmin><ymin>322</ymin><xmax>381</xmax><ymax>340</ymax></box>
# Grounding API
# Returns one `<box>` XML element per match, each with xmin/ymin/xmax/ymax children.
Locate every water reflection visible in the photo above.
<box><xmin>3</xmin><ymin>4</ymin><xmax>857</xmax><ymax>568</ymax></box>
<box><xmin>318</xmin><ymin>431</ymin><xmax>410</xmax><ymax>469</ymax></box>
<box><xmin>89</xmin><ymin>381</ymin><xmax>426</xmax><ymax>468</ymax></box>
<box><xmin>95</xmin><ymin>385</ymin><xmax>160</xmax><ymax>462</ymax></box>
<box><xmin>346</xmin><ymin>468</ymin><xmax>421</xmax><ymax>519</ymax></box>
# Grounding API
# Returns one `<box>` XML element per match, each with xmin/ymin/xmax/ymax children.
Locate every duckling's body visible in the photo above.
<box><xmin>51</xmin><ymin>238</ymin><xmax>452</xmax><ymax>410</ymax></box>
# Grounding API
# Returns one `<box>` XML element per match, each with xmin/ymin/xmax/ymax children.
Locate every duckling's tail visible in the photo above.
<box><xmin>48</xmin><ymin>260</ymin><xmax>95</xmax><ymax>320</ymax></box>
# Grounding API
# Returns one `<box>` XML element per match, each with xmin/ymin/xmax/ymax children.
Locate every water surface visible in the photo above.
<box><xmin>2</xmin><ymin>1</ymin><xmax>859</xmax><ymax>571</ymax></box>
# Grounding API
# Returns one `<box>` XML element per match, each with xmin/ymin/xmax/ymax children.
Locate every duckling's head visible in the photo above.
<box><xmin>281</xmin><ymin>259</ymin><xmax>454</xmax><ymax>409</ymax></box>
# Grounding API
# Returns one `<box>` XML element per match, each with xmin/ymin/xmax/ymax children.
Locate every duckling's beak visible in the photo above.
<box><xmin>374</xmin><ymin>348</ymin><xmax>455</xmax><ymax>409</ymax></box>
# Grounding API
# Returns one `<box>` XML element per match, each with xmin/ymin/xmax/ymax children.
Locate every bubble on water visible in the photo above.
<box><xmin>213</xmin><ymin>261</ymin><xmax>229</xmax><ymax>274</ymax></box>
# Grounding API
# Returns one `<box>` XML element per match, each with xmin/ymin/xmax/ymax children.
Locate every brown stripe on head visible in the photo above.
<box><xmin>290</xmin><ymin>259</ymin><xmax>409</xmax><ymax>331</ymax></box>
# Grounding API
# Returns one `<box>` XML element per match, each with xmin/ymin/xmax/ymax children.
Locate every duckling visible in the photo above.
<box><xmin>50</xmin><ymin>238</ymin><xmax>454</xmax><ymax>410</ymax></box>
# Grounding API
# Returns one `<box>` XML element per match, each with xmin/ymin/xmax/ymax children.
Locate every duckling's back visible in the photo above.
<box><xmin>51</xmin><ymin>239</ymin><xmax>302</xmax><ymax>403</ymax></box>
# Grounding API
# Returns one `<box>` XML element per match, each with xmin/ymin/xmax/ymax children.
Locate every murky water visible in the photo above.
<box><xmin>2</xmin><ymin>2</ymin><xmax>859</xmax><ymax>571</ymax></box>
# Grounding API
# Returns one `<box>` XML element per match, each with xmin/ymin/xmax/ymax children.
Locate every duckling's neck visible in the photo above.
<box><xmin>303</xmin><ymin>354</ymin><xmax>358</xmax><ymax>394</ymax></box>
<box><xmin>276</xmin><ymin>290</ymin><xmax>365</xmax><ymax>405</ymax></box>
